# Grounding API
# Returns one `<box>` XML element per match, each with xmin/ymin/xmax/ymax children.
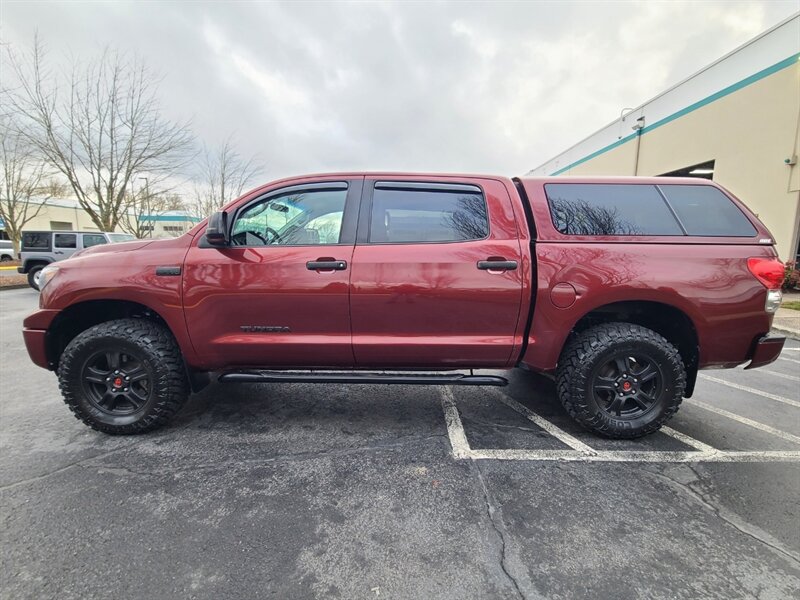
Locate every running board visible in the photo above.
<box><xmin>218</xmin><ymin>370</ymin><xmax>508</xmax><ymax>386</ymax></box>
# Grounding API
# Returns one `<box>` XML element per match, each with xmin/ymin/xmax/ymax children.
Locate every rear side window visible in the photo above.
<box><xmin>545</xmin><ymin>184</ymin><xmax>683</xmax><ymax>236</ymax></box>
<box><xmin>83</xmin><ymin>234</ymin><xmax>107</xmax><ymax>248</ymax></box>
<box><xmin>54</xmin><ymin>234</ymin><xmax>77</xmax><ymax>248</ymax></box>
<box><xmin>369</xmin><ymin>185</ymin><xmax>488</xmax><ymax>243</ymax></box>
<box><xmin>658</xmin><ymin>185</ymin><xmax>756</xmax><ymax>237</ymax></box>
<box><xmin>22</xmin><ymin>232</ymin><xmax>51</xmax><ymax>250</ymax></box>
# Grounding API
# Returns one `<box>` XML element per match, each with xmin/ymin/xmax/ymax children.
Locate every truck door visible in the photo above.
<box><xmin>350</xmin><ymin>178</ymin><xmax>525</xmax><ymax>368</ymax></box>
<box><xmin>183</xmin><ymin>178</ymin><xmax>362</xmax><ymax>369</ymax></box>
<box><xmin>53</xmin><ymin>233</ymin><xmax>80</xmax><ymax>260</ymax></box>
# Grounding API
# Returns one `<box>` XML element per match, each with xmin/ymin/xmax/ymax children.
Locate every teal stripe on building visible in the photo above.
<box><xmin>551</xmin><ymin>53</ymin><xmax>800</xmax><ymax>176</ymax></box>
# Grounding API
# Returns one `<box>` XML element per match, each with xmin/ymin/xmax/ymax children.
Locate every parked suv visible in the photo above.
<box><xmin>17</xmin><ymin>230</ymin><xmax>135</xmax><ymax>290</ymax></box>
<box><xmin>0</xmin><ymin>240</ymin><xmax>14</xmax><ymax>262</ymax></box>
<box><xmin>22</xmin><ymin>174</ymin><xmax>786</xmax><ymax>438</ymax></box>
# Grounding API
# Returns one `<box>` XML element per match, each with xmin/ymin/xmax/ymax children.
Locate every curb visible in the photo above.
<box><xmin>772</xmin><ymin>325</ymin><xmax>800</xmax><ymax>341</ymax></box>
<box><xmin>0</xmin><ymin>284</ymin><xmax>30</xmax><ymax>291</ymax></box>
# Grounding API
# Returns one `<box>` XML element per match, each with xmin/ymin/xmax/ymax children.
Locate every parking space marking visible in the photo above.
<box><xmin>469</xmin><ymin>448</ymin><xmax>800</xmax><ymax>463</ymax></box>
<box><xmin>661</xmin><ymin>426</ymin><xmax>717</xmax><ymax>452</ymax></box>
<box><xmin>489</xmin><ymin>390</ymin><xmax>596</xmax><ymax>454</ymax></box>
<box><xmin>777</xmin><ymin>356</ymin><xmax>800</xmax><ymax>365</ymax></box>
<box><xmin>699</xmin><ymin>374</ymin><xmax>800</xmax><ymax>408</ymax></box>
<box><xmin>440</xmin><ymin>388</ymin><xmax>472</xmax><ymax>459</ymax></box>
<box><xmin>440</xmin><ymin>387</ymin><xmax>800</xmax><ymax>463</ymax></box>
<box><xmin>759</xmin><ymin>368</ymin><xmax>800</xmax><ymax>382</ymax></box>
<box><xmin>684</xmin><ymin>399</ymin><xmax>800</xmax><ymax>445</ymax></box>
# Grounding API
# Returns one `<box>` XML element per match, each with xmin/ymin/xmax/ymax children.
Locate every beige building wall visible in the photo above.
<box><xmin>562</xmin><ymin>62</ymin><xmax>800</xmax><ymax>260</ymax></box>
<box><xmin>11</xmin><ymin>201</ymin><xmax>125</xmax><ymax>234</ymax></box>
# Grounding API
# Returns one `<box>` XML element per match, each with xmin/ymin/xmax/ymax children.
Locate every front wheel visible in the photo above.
<box><xmin>556</xmin><ymin>323</ymin><xmax>686</xmax><ymax>439</ymax></box>
<box><xmin>58</xmin><ymin>319</ymin><xmax>189</xmax><ymax>434</ymax></box>
<box><xmin>27</xmin><ymin>265</ymin><xmax>44</xmax><ymax>290</ymax></box>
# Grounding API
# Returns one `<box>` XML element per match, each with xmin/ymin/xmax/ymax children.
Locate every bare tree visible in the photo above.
<box><xmin>0</xmin><ymin>118</ymin><xmax>52</xmax><ymax>253</ymax></box>
<box><xmin>5</xmin><ymin>36</ymin><xmax>195</xmax><ymax>232</ymax></box>
<box><xmin>119</xmin><ymin>182</ymin><xmax>188</xmax><ymax>239</ymax></box>
<box><xmin>192</xmin><ymin>136</ymin><xmax>261</xmax><ymax>218</ymax></box>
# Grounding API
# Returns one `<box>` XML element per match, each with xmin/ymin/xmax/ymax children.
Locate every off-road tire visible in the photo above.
<box><xmin>58</xmin><ymin>318</ymin><xmax>189</xmax><ymax>434</ymax></box>
<box><xmin>27</xmin><ymin>265</ymin><xmax>44</xmax><ymax>290</ymax></box>
<box><xmin>556</xmin><ymin>322</ymin><xmax>686</xmax><ymax>439</ymax></box>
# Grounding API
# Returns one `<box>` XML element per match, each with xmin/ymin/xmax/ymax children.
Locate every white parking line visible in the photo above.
<box><xmin>781</xmin><ymin>347</ymin><xmax>800</xmax><ymax>352</ymax></box>
<box><xmin>440</xmin><ymin>386</ymin><xmax>800</xmax><ymax>463</ymax></box>
<box><xmin>698</xmin><ymin>374</ymin><xmax>800</xmax><ymax>408</ymax></box>
<box><xmin>759</xmin><ymin>368</ymin><xmax>800</xmax><ymax>382</ymax></box>
<box><xmin>661</xmin><ymin>426</ymin><xmax>717</xmax><ymax>453</ymax></box>
<box><xmin>777</xmin><ymin>356</ymin><xmax>800</xmax><ymax>365</ymax></box>
<box><xmin>440</xmin><ymin>387</ymin><xmax>472</xmax><ymax>459</ymax></box>
<box><xmin>490</xmin><ymin>390</ymin><xmax>596</xmax><ymax>454</ymax></box>
<box><xmin>469</xmin><ymin>448</ymin><xmax>800</xmax><ymax>463</ymax></box>
<box><xmin>685</xmin><ymin>399</ymin><xmax>800</xmax><ymax>445</ymax></box>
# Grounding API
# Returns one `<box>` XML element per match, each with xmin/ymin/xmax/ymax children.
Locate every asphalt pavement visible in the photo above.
<box><xmin>1</xmin><ymin>287</ymin><xmax>799</xmax><ymax>599</ymax></box>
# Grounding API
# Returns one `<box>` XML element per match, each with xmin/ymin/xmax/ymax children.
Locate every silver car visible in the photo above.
<box><xmin>18</xmin><ymin>231</ymin><xmax>136</xmax><ymax>290</ymax></box>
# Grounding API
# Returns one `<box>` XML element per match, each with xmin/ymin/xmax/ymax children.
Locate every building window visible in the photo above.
<box><xmin>162</xmin><ymin>225</ymin><xmax>186</xmax><ymax>233</ymax></box>
<box><xmin>659</xmin><ymin>159</ymin><xmax>715</xmax><ymax>180</ymax></box>
<box><xmin>50</xmin><ymin>221</ymin><xmax>73</xmax><ymax>231</ymax></box>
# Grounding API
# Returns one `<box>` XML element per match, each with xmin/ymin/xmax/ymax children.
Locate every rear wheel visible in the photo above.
<box><xmin>556</xmin><ymin>322</ymin><xmax>686</xmax><ymax>439</ymax></box>
<box><xmin>27</xmin><ymin>265</ymin><xmax>44</xmax><ymax>290</ymax></box>
<box><xmin>58</xmin><ymin>319</ymin><xmax>189</xmax><ymax>434</ymax></box>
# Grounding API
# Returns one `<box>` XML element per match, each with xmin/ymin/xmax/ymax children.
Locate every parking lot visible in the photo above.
<box><xmin>1</xmin><ymin>287</ymin><xmax>799</xmax><ymax>599</ymax></box>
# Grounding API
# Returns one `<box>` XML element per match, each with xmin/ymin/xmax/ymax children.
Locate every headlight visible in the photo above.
<box><xmin>38</xmin><ymin>265</ymin><xmax>60</xmax><ymax>290</ymax></box>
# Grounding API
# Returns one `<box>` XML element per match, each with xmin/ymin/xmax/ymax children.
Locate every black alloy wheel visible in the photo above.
<box><xmin>591</xmin><ymin>352</ymin><xmax>664</xmax><ymax>420</ymax></box>
<box><xmin>81</xmin><ymin>350</ymin><xmax>152</xmax><ymax>415</ymax></box>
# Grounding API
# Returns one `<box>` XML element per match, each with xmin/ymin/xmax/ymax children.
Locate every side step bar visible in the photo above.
<box><xmin>218</xmin><ymin>370</ymin><xmax>508</xmax><ymax>386</ymax></box>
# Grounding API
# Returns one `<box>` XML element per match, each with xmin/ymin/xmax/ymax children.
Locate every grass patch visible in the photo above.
<box><xmin>782</xmin><ymin>300</ymin><xmax>800</xmax><ymax>311</ymax></box>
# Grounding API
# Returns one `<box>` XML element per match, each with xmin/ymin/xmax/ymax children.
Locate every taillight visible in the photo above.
<box><xmin>747</xmin><ymin>257</ymin><xmax>784</xmax><ymax>289</ymax></box>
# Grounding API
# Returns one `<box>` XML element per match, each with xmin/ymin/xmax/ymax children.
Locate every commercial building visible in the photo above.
<box><xmin>0</xmin><ymin>198</ymin><xmax>199</xmax><ymax>240</ymax></box>
<box><xmin>529</xmin><ymin>14</ymin><xmax>800</xmax><ymax>262</ymax></box>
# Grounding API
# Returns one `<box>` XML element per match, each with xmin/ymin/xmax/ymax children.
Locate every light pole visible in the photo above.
<box><xmin>138</xmin><ymin>177</ymin><xmax>150</xmax><ymax>238</ymax></box>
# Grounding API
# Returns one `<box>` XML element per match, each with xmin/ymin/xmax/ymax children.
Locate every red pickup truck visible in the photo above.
<box><xmin>23</xmin><ymin>173</ymin><xmax>786</xmax><ymax>439</ymax></box>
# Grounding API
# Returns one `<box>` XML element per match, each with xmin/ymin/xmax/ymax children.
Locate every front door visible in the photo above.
<box><xmin>183</xmin><ymin>178</ymin><xmax>362</xmax><ymax>369</ymax></box>
<box><xmin>350</xmin><ymin>178</ymin><xmax>526</xmax><ymax>368</ymax></box>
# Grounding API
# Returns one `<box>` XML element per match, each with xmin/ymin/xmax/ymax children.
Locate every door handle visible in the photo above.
<box><xmin>477</xmin><ymin>259</ymin><xmax>517</xmax><ymax>271</ymax></box>
<box><xmin>306</xmin><ymin>259</ymin><xmax>347</xmax><ymax>271</ymax></box>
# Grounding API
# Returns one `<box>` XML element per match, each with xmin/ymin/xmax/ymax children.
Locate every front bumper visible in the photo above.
<box><xmin>17</xmin><ymin>266</ymin><xmax>24</xmax><ymax>274</ymax></box>
<box><xmin>22</xmin><ymin>309</ymin><xmax>60</xmax><ymax>370</ymax></box>
<box><xmin>744</xmin><ymin>334</ymin><xmax>785</xmax><ymax>370</ymax></box>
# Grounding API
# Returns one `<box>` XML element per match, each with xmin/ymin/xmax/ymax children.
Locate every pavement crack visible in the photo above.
<box><xmin>69</xmin><ymin>433</ymin><xmax>451</xmax><ymax>478</ymax></box>
<box><xmin>0</xmin><ymin>443</ymin><xmax>138</xmax><ymax>491</ymax></box>
<box><xmin>646</xmin><ymin>467</ymin><xmax>800</xmax><ymax>567</ymax></box>
<box><xmin>472</xmin><ymin>461</ymin><xmax>527</xmax><ymax>600</ymax></box>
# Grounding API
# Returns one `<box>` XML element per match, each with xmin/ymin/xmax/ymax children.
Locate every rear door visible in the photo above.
<box><xmin>350</xmin><ymin>178</ymin><xmax>525</xmax><ymax>368</ymax></box>
<box><xmin>53</xmin><ymin>233</ymin><xmax>79</xmax><ymax>260</ymax></box>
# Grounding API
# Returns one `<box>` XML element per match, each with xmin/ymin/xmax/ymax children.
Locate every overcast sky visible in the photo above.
<box><xmin>2</xmin><ymin>1</ymin><xmax>798</xmax><ymax>184</ymax></box>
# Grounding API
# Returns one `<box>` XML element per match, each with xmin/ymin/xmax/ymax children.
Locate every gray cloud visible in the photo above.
<box><xmin>3</xmin><ymin>0</ymin><xmax>797</xmax><ymax>183</ymax></box>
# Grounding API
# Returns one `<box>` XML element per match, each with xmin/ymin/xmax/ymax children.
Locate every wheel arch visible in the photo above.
<box><xmin>564</xmin><ymin>300</ymin><xmax>700</xmax><ymax>397</ymax></box>
<box><xmin>46</xmin><ymin>299</ymin><xmax>209</xmax><ymax>393</ymax></box>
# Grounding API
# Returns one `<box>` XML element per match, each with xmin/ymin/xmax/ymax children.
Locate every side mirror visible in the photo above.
<box><xmin>205</xmin><ymin>211</ymin><xmax>229</xmax><ymax>246</ymax></box>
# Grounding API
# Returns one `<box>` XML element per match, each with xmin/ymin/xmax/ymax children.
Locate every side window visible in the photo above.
<box><xmin>82</xmin><ymin>234</ymin><xmax>107</xmax><ymax>248</ymax></box>
<box><xmin>369</xmin><ymin>185</ymin><xmax>488</xmax><ymax>243</ymax></box>
<box><xmin>658</xmin><ymin>185</ymin><xmax>756</xmax><ymax>237</ymax></box>
<box><xmin>230</xmin><ymin>187</ymin><xmax>347</xmax><ymax>246</ymax></box>
<box><xmin>545</xmin><ymin>184</ymin><xmax>683</xmax><ymax>236</ymax></box>
<box><xmin>54</xmin><ymin>233</ymin><xmax>77</xmax><ymax>248</ymax></box>
<box><xmin>22</xmin><ymin>232</ymin><xmax>51</xmax><ymax>250</ymax></box>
